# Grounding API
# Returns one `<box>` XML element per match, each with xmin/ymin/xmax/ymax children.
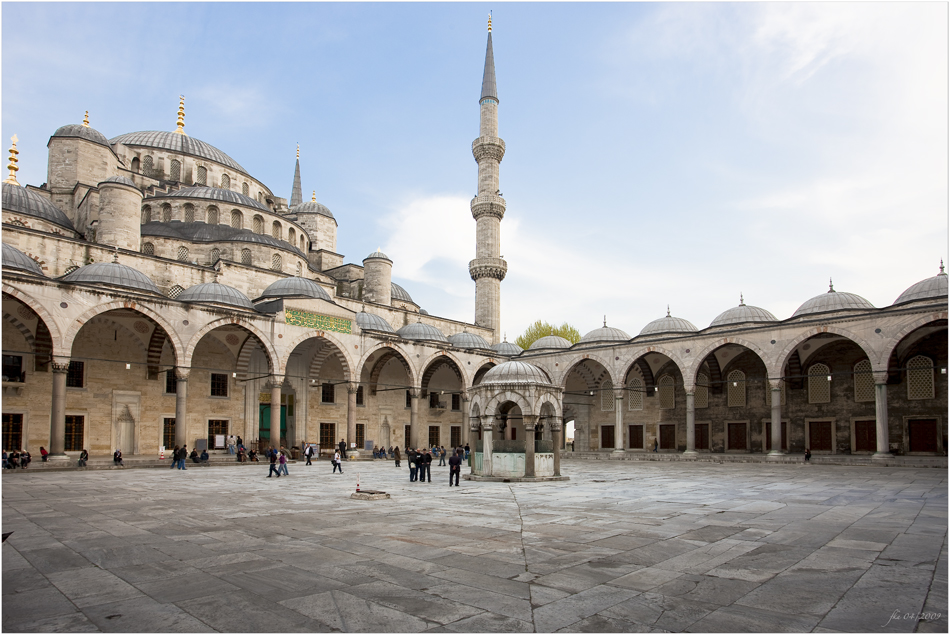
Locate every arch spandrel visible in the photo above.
<box><xmin>63</xmin><ymin>300</ymin><xmax>184</xmax><ymax>366</ymax></box>
<box><xmin>3</xmin><ymin>287</ymin><xmax>65</xmax><ymax>352</ymax></box>
<box><xmin>879</xmin><ymin>312</ymin><xmax>949</xmax><ymax>369</ymax></box>
<box><xmin>280</xmin><ymin>330</ymin><xmax>354</xmax><ymax>379</ymax></box>
<box><xmin>771</xmin><ymin>325</ymin><xmax>879</xmax><ymax>379</ymax></box>
<box><xmin>184</xmin><ymin>317</ymin><xmax>277</xmax><ymax>374</ymax></box>
<box><xmin>356</xmin><ymin>342</ymin><xmax>417</xmax><ymax>392</ymax></box>
<box><xmin>685</xmin><ymin>336</ymin><xmax>772</xmax><ymax>388</ymax></box>
<box><xmin>419</xmin><ymin>349</ymin><xmax>470</xmax><ymax>392</ymax></box>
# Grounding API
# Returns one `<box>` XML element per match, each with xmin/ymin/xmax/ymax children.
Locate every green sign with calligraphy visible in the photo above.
<box><xmin>285</xmin><ymin>308</ymin><xmax>352</xmax><ymax>334</ymax></box>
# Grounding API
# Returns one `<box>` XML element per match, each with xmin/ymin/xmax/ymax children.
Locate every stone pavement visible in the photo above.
<box><xmin>2</xmin><ymin>460</ymin><xmax>946</xmax><ymax>633</ymax></box>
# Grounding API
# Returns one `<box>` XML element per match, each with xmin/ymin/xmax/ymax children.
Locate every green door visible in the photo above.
<box><xmin>259</xmin><ymin>405</ymin><xmax>287</xmax><ymax>447</ymax></box>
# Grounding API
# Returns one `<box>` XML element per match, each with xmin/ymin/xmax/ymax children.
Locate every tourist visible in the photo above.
<box><xmin>464</xmin><ymin>443</ymin><xmax>470</xmax><ymax>459</ymax></box>
<box><xmin>653</xmin><ymin>438</ymin><xmax>659</xmax><ymax>453</ymax></box>
<box><xmin>332</xmin><ymin>449</ymin><xmax>343</xmax><ymax>474</ymax></box>
<box><xmin>21</xmin><ymin>450</ymin><xmax>31</xmax><ymax>468</ymax></box>
<box><xmin>407</xmin><ymin>448</ymin><xmax>417</xmax><ymax>481</ymax></box>
<box><xmin>8</xmin><ymin>450</ymin><xmax>19</xmax><ymax>469</ymax></box>
<box><xmin>338</xmin><ymin>438</ymin><xmax>347</xmax><ymax>460</ymax></box>
<box><xmin>177</xmin><ymin>445</ymin><xmax>188</xmax><ymax>470</ymax></box>
<box><xmin>237</xmin><ymin>447</ymin><xmax>246</xmax><ymax>462</ymax></box>
<box><xmin>170</xmin><ymin>445</ymin><xmax>180</xmax><ymax>468</ymax></box>
<box><xmin>268</xmin><ymin>449</ymin><xmax>280</xmax><ymax>477</ymax></box>
<box><xmin>227</xmin><ymin>434</ymin><xmax>236</xmax><ymax>455</ymax></box>
<box><xmin>1</xmin><ymin>451</ymin><xmax>7</xmax><ymax>469</ymax></box>
<box><xmin>420</xmin><ymin>448</ymin><xmax>432</xmax><ymax>483</ymax></box>
<box><xmin>248</xmin><ymin>449</ymin><xmax>258</xmax><ymax>462</ymax></box>
<box><xmin>394</xmin><ymin>446</ymin><xmax>401</xmax><ymax>467</ymax></box>
<box><xmin>304</xmin><ymin>444</ymin><xmax>313</xmax><ymax>465</ymax></box>
<box><xmin>448</xmin><ymin>448</ymin><xmax>462</xmax><ymax>486</ymax></box>
<box><xmin>804</xmin><ymin>448</ymin><xmax>812</xmax><ymax>462</ymax></box>
<box><xmin>40</xmin><ymin>446</ymin><xmax>49</xmax><ymax>462</ymax></box>
<box><xmin>200</xmin><ymin>449</ymin><xmax>209</xmax><ymax>463</ymax></box>
<box><xmin>439</xmin><ymin>445</ymin><xmax>447</xmax><ymax>466</ymax></box>
<box><xmin>278</xmin><ymin>450</ymin><xmax>289</xmax><ymax>476</ymax></box>
<box><xmin>190</xmin><ymin>448</ymin><xmax>200</xmax><ymax>464</ymax></box>
<box><xmin>78</xmin><ymin>448</ymin><xmax>88</xmax><ymax>468</ymax></box>
<box><xmin>113</xmin><ymin>448</ymin><xmax>124</xmax><ymax>466</ymax></box>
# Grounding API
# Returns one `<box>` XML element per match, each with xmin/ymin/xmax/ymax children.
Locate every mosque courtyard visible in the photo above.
<box><xmin>2</xmin><ymin>459</ymin><xmax>946</xmax><ymax>633</ymax></box>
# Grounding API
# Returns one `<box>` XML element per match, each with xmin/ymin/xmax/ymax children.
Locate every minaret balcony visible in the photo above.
<box><xmin>472</xmin><ymin>136</ymin><xmax>506</xmax><ymax>162</ymax></box>
<box><xmin>469</xmin><ymin>257</ymin><xmax>508</xmax><ymax>282</ymax></box>
<box><xmin>470</xmin><ymin>194</ymin><xmax>506</xmax><ymax>220</ymax></box>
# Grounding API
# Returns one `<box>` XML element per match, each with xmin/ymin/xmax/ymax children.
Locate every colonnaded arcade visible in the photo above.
<box><xmin>1</xmin><ymin>22</ymin><xmax>947</xmax><ymax>474</ymax></box>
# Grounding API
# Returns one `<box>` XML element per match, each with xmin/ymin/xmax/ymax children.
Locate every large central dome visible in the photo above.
<box><xmin>109</xmin><ymin>131</ymin><xmax>249</xmax><ymax>175</ymax></box>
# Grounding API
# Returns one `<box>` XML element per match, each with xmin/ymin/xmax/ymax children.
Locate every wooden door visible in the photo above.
<box><xmin>601</xmin><ymin>425</ymin><xmax>615</xmax><ymax>448</ymax></box>
<box><xmin>728</xmin><ymin>423</ymin><xmax>747</xmax><ymax>450</ymax></box>
<box><xmin>810</xmin><ymin>421</ymin><xmax>833</xmax><ymax>451</ymax></box>
<box><xmin>854</xmin><ymin>420</ymin><xmax>876</xmax><ymax>452</ymax></box>
<box><xmin>629</xmin><ymin>425</ymin><xmax>643</xmax><ymax>449</ymax></box>
<box><xmin>695</xmin><ymin>424</ymin><xmax>709</xmax><ymax>450</ymax></box>
<box><xmin>765</xmin><ymin>422</ymin><xmax>787</xmax><ymax>451</ymax></box>
<box><xmin>659</xmin><ymin>424</ymin><xmax>676</xmax><ymax>449</ymax></box>
<box><xmin>909</xmin><ymin>419</ymin><xmax>938</xmax><ymax>453</ymax></box>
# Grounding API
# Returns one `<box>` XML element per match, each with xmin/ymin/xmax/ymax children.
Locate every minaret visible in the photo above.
<box><xmin>290</xmin><ymin>144</ymin><xmax>303</xmax><ymax>208</ymax></box>
<box><xmin>469</xmin><ymin>14</ymin><xmax>507</xmax><ymax>344</ymax></box>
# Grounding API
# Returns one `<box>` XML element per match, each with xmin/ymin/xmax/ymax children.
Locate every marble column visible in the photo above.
<box><xmin>460</xmin><ymin>393</ymin><xmax>470</xmax><ymax>449</ymax></box>
<box><xmin>873</xmin><ymin>371</ymin><xmax>890</xmax><ymax>458</ymax></box>
<box><xmin>769</xmin><ymin>380</ymin><xmax>784</xmax><ymax>456</ymax></box>
<box><xmin>409</xmin><ymin>389</ymin><xmax>420</xmax><ymax>449</ymax></box>
<box><xmin>48</xmin><ymin>358</ymin><xmax>70</xmax><ymax>460</ymax></box>
<box><xmin>481</xmin><ymin>415</ymin><xmax>494</xmax><ymax>476</ymax></box>
<box><xmin>551</xmin><ymin>419</ymin><xmax>562</xmax><ymax>476</ymax></box>
<box><xmin>347</xmin><ymin>382</ymin><xmax>358</xmax><ymax>454</ymax></box>
<box><xmin>684</xmin><ymin>387</ymin><xmax>696</xmax><ymax>455</ymax></box>
<box><xmin>613</xmin><ymin>388</ymin><xmax>625</xmax><ymax>453</ymax></box>
<box><xmin>270</xmin><ymin>377</ymin><xmax>283</xmax><ymax>450</ymax></box>
<box><xmin>469</xmin><ymin>418</ymin><xmax>480</xmax><ymax>474</ymax></box>
<box><xmin>174</xmin><ymin>368</ymin><xmax>189</xmax><ymax>450</ymax></box>
<box><xmin>524</xmin><ymin>415</ymin><xmax>537</xmax><ymax>477</ymax></box>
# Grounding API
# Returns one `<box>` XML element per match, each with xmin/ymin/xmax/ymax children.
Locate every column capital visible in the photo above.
<box><xmin>408</xmin><ymin>387</ymin><xmax>421</xmax><ymax>399</ymax></box>
<box><xmin>480</xmin><ymin>415</ymin><xmax>494</xmax><ymax>431</ymax></box>
<box><xmin>872</xmin><ymin>370</ymin><xmax>889</xmax><ymax>385</ymax></box>
<box><xmin>267</xmin><ymin>375</ymin><xmax>284</xmax><ymax>389</ymax></box>
<box><xmin>51</xmin><ymin>356</ymin><xmax>71</xmax><ymax>373</ymax></box>
<box><xmin>682</xmin><ymin>384</ymin><xmax>695</xmax><ymax>396</ymax></box>
<box><xmin>175</xmin><ymin>367</ymin><xmax>190</xmax><ymax>382</ymax></box>
<box><xmin>769</xmin><ymin>379</ymin><xmax>783</xmax><ymax>391</ymax></box>
<box><xmin>522</xmin><ymin>414</ymin><xmax>538</xmax><ymax>427</ymax></box>
<box><xmin>346</xmin><ymin>382</ymin><xmax>360</xmax><ymax>395</ymax></box>
<box><xmin>613</xmin><ymin>387</ymin><xmax>626</xmax><ymax>400</ymax></box>
<box><xmin>548</xmin><ymin>418</ymin><xmax>562</xmax><ymax>432</ymax></box>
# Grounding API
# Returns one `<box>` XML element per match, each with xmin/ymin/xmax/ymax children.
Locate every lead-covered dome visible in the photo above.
<box><xmin>141</xmin><ymin>222</ymin><xmax>306</xmax><ymax>258</ymax></box>
<box><xmin>178</xmin><ymin>281</ymin><xmax>253</xmax><ymax>309</ymax></box>
<box><xmin>109</xmin><ymin>131</ymin><xmax>249</xmax><ymax>175</ymax></box>
<box><xmin>161</xmin><ymin>185</ymin><xmax>269</xmax><ymax>212</ymax></box>
<box><xmin>792</xmin><ymin>281</ymin><xmax>874</xmax><ymax>317</ymax></box>
<box><xmin>62</xmin><ymin>261</ymin><xmax>161</xmax><ymax>295</ymax></box>
<box><xmin>391</xmin><ymin>282</ymin><xmax>414</xmax><ymax>304</ymax></box>
<box><xmin>364</xmin><ymin>249</ymin><xmax>391</xmax><ymax>262</ymax></box>
<box><xmin>2</xmin><ymin>243</ymin><xmax>44</xmax><ymax>276</ymax></box>
<box><xmin>483</xmin><ymin>361</ymin><xmax>551</xmax><ymax>385</ymax></box>
<box><xmin>2</xmin><ymin>183</ymin><xmax>75</xmax><ymax>232</ymax></box>
<box><xmin>640</xmin><ymin>309</ymin><xmax>698</xmax><ymax>336</ymax></box>
<box><xmin>291</xmin><ymin>200</ymin><xmax>335</xmax><ymax>221</ymax></box>
<box><xmin>52</xmin><ymin>123</ymin><xmax>112</xmax><ymax>148</ymax></box>
<box><xmin>397</xmin><ymin>320</ymin><xmax>448</xmax><ymax>343</ymax></box>
<box><xmin>710</xmin><ymin>296</ymin><xmax>778</xmax><ymax>327</ymax></box>
<box><xmin>529</xmin><ymin>334</ymin><xmax>572</xmax><ymax>350</ymax></box>
<box><xmin>492</xmin><ymin>339</ymin><xmax>523</xmax><ymax>356</ymax></box>
<box><xmin>356</xmin><ymin>311</ymin><xmax>395</xmax><ymax>333</ymax></box>
<box><xmin>448</xmin><ymin>331</ymin><xmax>491</xmax><ymax>350</ymax></box>
<box><xmin>580</xmin><ymin>322</ymin><xmax>631</xmax><ymax>344</ymax></box>
<box><xmin>100</xmin><ymin>175</ymin><xmax>137</xmax><ymax>188</ymax></box>
<box><xmin>894</xmin><ymin>264</ymin><xmax>948</xmax><ymax>304</ymax></box>
<box><xmin>259</xmin><ymin>277</ymin><xmax>331</xmax><ymax>302</ymax></box>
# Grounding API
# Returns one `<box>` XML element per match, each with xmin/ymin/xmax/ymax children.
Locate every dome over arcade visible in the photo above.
<box><xmin>178</xmin><ymin>281</ymin><xmax>253</xmax><ymax>309</ymax></box>
<box><xmin>2</xmin><ymin>182</ymin><xmax>75</xmax><ymax>232</ymax></box>
<box><xmin>492</xmin><ymin>338</ymin><xmax>523</xmax><ymax>356</ymax></box>
<box><xmin>100</xmin><ymin>175</ymin><xmax>137</xmax><ymax>188</ymax></box>
<box><xmin>530</xmin><ymin>334</ymin><xmax>572</xmax><ymax>350</ymax></box>
<box><xmin>894</xmin><ymin>263</ymin><xmax>948</xmax><ymax>305</ymax></box>
<box><xmin>397</xmin><ymin>320</ymin><xmax>448</xmax><ymax>343</ymax></box>
<box><xmin>62</xmin><ymin>261</ymin><xmax>161</xmax><ymax>295</ymax></box>
<box><xmin>792</xmin><ymin>280</ymin><xmax>875</xmax><ymax>317</ymax></box>
<box><xmin>109</xmin><ymin>131</ymin><xmax>249</xmax><ymax>175</ymax></box>
<box><xmin>448</xmin><ymin>331</ymin><xmax>491</xmax><ymax>350</ymax></box>
<box><xmin>259</xmin><ymin>277</ymin><xmax>331</xmax><ymax>302</ymax></box>
<box><xmin>52</xmin><ymin>122</ymin><xmax>112</xmax><ymax>148</ymax></box>
<box><xmin>482</xmin><ymin>361</ymin><xmax>551</xmax><ymax>385</ymax></box>
<box><xmin>639</xmin><ymin>308</ymin><xmax>698</xmax><ymax>336</ymax></box>
<box><xmin>161</xmin><ymin>185</ymin><xmax>269</xmax><ymax>212</ymax></box>
<box><xmin>391</xmin><ymin>282</ymin><xmax>414</xmax><ymax>304</ymax></box>
<box><xmin>580</xmin><ymin>320</ymin><xmax>631</xmax><ymax>344</ymax></box>
<box><xmin>710</xmin><ymin>295</ymin><xmax>778</xmax><ymax>327</ymax></box>
<box><xmin>2</xmin><ymin>243</ymin><xmax>44</xmax><ymax>276</ymax></box>
<box><xmin>356</xmin><ymin>310</ymin><xmax>395</xmax><ymax>333</ymax></box>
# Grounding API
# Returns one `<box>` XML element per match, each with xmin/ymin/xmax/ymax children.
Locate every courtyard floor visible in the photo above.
<box><xmin>2</xmin><ymin>459</ymin><xmax>946</xmax><ymax>633</ymax></box>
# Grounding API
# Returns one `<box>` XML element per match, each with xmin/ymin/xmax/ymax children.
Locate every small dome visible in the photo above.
<box><xmin>491</xmin><ymin>339</ymin><xmax>523</xmax><ymax>356</ymax></box>
<box><xmin>397</xmin><ymin>320</ymin><xmax>448</xmax><ymax>343</ymax></box>
<box><xmin>448</xmin><ymin>331</ymin><xmax>491</xmax><ymax>349</ymax></box>
<box><xmin>364</xmin><ymin>249</ymin><xmax>391</xmax><ymax>262</ymax></box>
<box><xmin>110</xmin><ymin>130</ymin><xmax>249</xmax><ymax>175</ymax></box>
<box><xmin>356</xmin><ymin>311</ymin><xmax>395</xmax><ymax>333</ymax></box>
<box><xmin>530</xmin><ymin>334</ymin><xmax>572</xmax><ymax>350</ymax></box>
<box><xmin>483</xmin><ymin>361</ymin><xmax>551</xmax><ymax>385</ymax></box>
<box><xmin>391</xmin><ymin>282</ymin><xmax>414</xmax><ymax>304</ymax></box>
<box><xmin>894</xmin><ymin>264</ymin><xmax>948</xmax><ymax>304</ymax></box>
<box><xmin>640</xmin><ymin>309</ymin><xmax>698</xmax><ymax>336</ymax></box>
<box><xmin>419</xmin><ymin>309</ymin><xmax>429</xmax><ymax>315</ymax></box>
<box><xmin>259</xmin><ymin>277</ymin><xmax>331</xmax><ymax>302</ymax></box>
<box><xmin>792</xmin><ymin>281</ymin><xmax>875</xmax><ymax>317</ymax></box>
<box><xmin>62</xmin><ymin>261</ymin><xmax>161</xmax><ymax>295</ymax></box>
<box><xmin>2</xmin><ymin>183</ymin><xmax>75</xmax><ymax>232</ymax></box>
<box><xmin>160</xmin><ymin>185</ymin><xmax>269</xmax><ymax>212</ymax></box>
<box><xmin>178</xmin><ymin>281</ymin><xmax>253</xmax><ymax>309</ymax></box>
<box><xmin>291</xmin><ymin>200</ymin><xmax>335</xmax><ymax>221</ymax></box>
<box><xmin>580</xmin><ymin>322</ymin><xmax>631</xmax><ymax>344</ymax></box>
<box><xmin>52</xmin><ymin>123</ymin><xmax>112</xmax><ymax>148</ymax></box>
<box><xmin>710</xmin><ymin>296</ymin><xmax>778</xmax><ymax>327</ymax></box>
<box><xmin>2</xmin><ymin>243</ymin><xmax>44</xmax><ymax>276</ymax></box>
<box><xmin>100</xmin><ymin>176</ymin><xmax>138</xmax><ymax>188</ymax></box>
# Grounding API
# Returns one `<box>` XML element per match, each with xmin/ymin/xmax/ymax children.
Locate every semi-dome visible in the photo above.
<box><xmin>492</xmin><ymin>338</ymin><xmax>523</xmax><ymax>356</ymax></box>
<box><xmin>259</xmin><ymin>277</ymin><xmax>331</xmax><ymax>302</ymax></box>
<box><xmin>100</xmin><ymin>175</ymin><xmax>138</xmax><ymax>188</ymax></box>
<box><xmin>640</xmin><ymin>308</ymin><xmax>698</xmax><ymax>336</ymax></box>
<box><xmin>419</xmin><ymin>309</ymin><xmax>429</xmax><ymax>315</ymax></box>
<box><xmin>364</xmin><ymin>249</ymin><xmax>391</xmax><ymax>262</ymax></box>
<box><xmin>291</xmin><ymin>199</ymin><xmax>335</xmax><ymax>221</ymax></box>
<box><xmin>391</xmin><ymin>282</ymin><xmax>414</xmax><ymax>303</ymax></box>
<box><xmin>448</xmin><ymin>331</ymin><xmax>491</xmax><ymax>349</ymax></box>
<box><xmin>356</xmin><ymin>311</ymin><xmax>395</xmax><ymax>333</ymax></box>
<box><xmin>792</xmin><ymin>281</ymin><xmax>875</xmax><ymax>317</ymax></box>
<box><xmin>62</xmin><ymin>261</ymin><xmax>161</xmax><ymax>295</ymax></box>
<box><xmin>710</xmin><ymin>296</ymin><xmax>778</xmax><ymax>327</ymax></box>
<box><xmin>580</xmin><ymin>321</ymin><xmax>631</xmax><ymax>343</ymax></box>
<box><xmin>109</xmin><ymin>131</ymin><xmax>249</xmax><ymax>175</ymax></box>
<box><xmin>52</xmin><ymin>123</ymin><xmax>112</xmax><ymax>148</ymax></box>
<box><xmin>482</xmin><ymin>361</ymin><xmax>551</xmax><ymax>385</ymax></box>
<box><xmin>161</xmin><ymin>185</ymin><xmax>269</xmax><ymax>212</ymax></box>
<box><xmin>2</xmin><ymin>243</ymin><xmax>44</xmax><ymax>276</ymax></box>
<box><xmin>530</xmin><ymin>334</ymin><xmax>572</xmax><ymax>350</ymax></box>
<box><xmin>894</xmin><ymin>264</ymin><xmax>948</xmax><ymax>304</ymax></box>
<box><xmin>397</xmin><ymin>320</ymin><xmax>448</xmax><ymax>343</ymax></box>
<box><xmin>2</xmin><ymin>183</ymin><xmax>75</xmax><ymax>232</ymax></box>
<box><xmin>178</xmin><ymin>281</ymin><xmax>253</xmax><ymax>309</ymax></box>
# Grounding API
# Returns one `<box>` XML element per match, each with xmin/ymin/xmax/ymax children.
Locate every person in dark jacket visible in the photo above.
<box><xmin>268</xmin><ymin>449</ymin><xmax>281</xmax><ymax>477</ymax></box>
<box><xmin>407</xmin><ymin>448</ymin><xmax>418</xmax><ymax>481</ymax></box>
<box><xmin>420</xmin><ymin>449</ymin><xmax>432</xmax><ymax>483</ymax></box>
<box><xmin>448</xmin><ymin>449</ymin><xmax>462</xmax><ymax>486</ymax></box>
<box><xmin>394</xmin><ymin>446</ymin><xmax>401</xmax><ymax>467</ymax></box>
<box><xmin>338</xmin><ymin>439</ymin><xmax>347</xmax><ymax>460</ymax></box>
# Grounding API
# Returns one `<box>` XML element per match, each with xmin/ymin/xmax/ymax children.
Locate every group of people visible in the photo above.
<box><xmin>404</xmin><ymin>446</ymin><xmax>466</xmax><ymax>486</ymax></box>
<box><xmin>267</xmin><ymin>447</ymin><xmax>291</xmax><ymax>477</ymax></box>
<box><xmin>2</xmin><ymin>449</ymin><xmax>31</xmax><ymax>469</ymax></box>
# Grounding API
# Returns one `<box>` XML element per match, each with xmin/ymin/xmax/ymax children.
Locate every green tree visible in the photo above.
<box><xmin>515</xmin><ymin>320</ymin><xmax>581</xmax><ymax>350</ymax></box>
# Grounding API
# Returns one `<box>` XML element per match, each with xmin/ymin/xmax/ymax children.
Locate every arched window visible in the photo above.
<box><xmin>907</xmin><ymin>355</ymin><xmax>935</xmax><ymax>400</ymax></box>
<box><xmin>169</xmin><ymin>159</ymin><xmax>181</xmax><ymax>182</ymax></box>
<box><xmin>142</xmin><ymin>242</ymin><xmax>154</xmax><ymax>256</ymax></box>
<box><xmin>601</xmin><ymin>379</ymin><xmax>614</xmax><ymax>411</ymax></box>
<box><xmin>272</xmin><ymin>221</ymin><xmax>282</xmax><ymax>240</ymax></box>
<box><xmin>300</xmin><ymin>236</ymin><xmax>306</xmax><ymax>251</ymax></box>
<box><xmin>231</xmin><ymin>210</ymin><xmax>243</xmax><ymax>229</ymax></box>
<box><xmin>168</xmin><ymin>285</ymin><xmax>184</xmax><ymax>299</ymax></box>
<box><xmin>177</xmin><ymin>246</ymin><xmax>189</xmax><ymax>262</ymax></box>
<box><xmin>727</xmin><ymin>370</ymin><xmax>746</xmax><ymax>407</ymax></box>
<box><xmin>221</xmin><ymin>174</ymin><xmax>230</xmax><ymax>190</ymax></box>
<box><xmin>658</xmin><ymin>375</ymin><xmax>675</xmax><ymax>409</ymax></box>
<box><xmin>628</xmin><ymin>377</ymin><xmax>644</xmax><ymax>410</ymax></box>
<box><xmin>695</xmin><ymin>372</ymin><xmax>709</xmax><ymax>409</ymax></box>
<box><xmin>241</xmin><ymin>249</ymin><xmax>252</xmax><ymax>265</ymax></box>
<box><xmin>808</xmin><ymin>363</ymin><xmax>831</xmax><ymax>404</ymax></box>
<box><xmin>161</xmin><ymin>204</ymin><xmax>171</xmax><ymax>223</ymax></box>
<box><xmin>210</xmin><ymin>248</ymin><xmax>220</xmax><ymax>263</ymax></box>
<box><xmin>131</xmin><ymin>157</ymin><xmax>140</xmax><ymax>173</ymax></box>
<box><xmin>258</xmin><ymin>191</ymin><xmax>263</xmax><ymax>203</ymax></box>
<box><xmin>184</xmin><ymin>203</ymin><xmax>195</xmax><ymax>223</ymax></box>
<box><xmin>141</xmin><ymin>205</ymin><xmax>152</xmax><ymax>224</ymax></box>
<box><xmin>288</xmin><ymin>228</ymin><xmax>296</xmax><ymax>245</ymax></box>
<box><xmin>253</xmin><ymin>216</ymin><xmax>264</xmax><ymax>234</ymax></box>
<box><xmin>196</xmin><ymin>166</ymin><xmax>207</xmax><ymax>185</ymax></box>
<box><xmin>207</xmin><ymin>206</ymin><xmax>219</xmax><ymax>225</ymax></box>
<box><xmin>142</xmin><ymin>155</ymin><xmax>153</xmax><ymax>176</ymax></box>
<box><xmin>242</xmin><ymin>182</ymin><xmax>249</xmax><ymax>196</ymax></box>
<box><xmin>271</xmin><ymin>253</ymin><xmax>282</xmax><ymax>271</ymax></box>
<box><xmin>853</xmin><ymin>360</ymin><xmax>874</xmax><ymax>402</ymax></box>
<box><xmin>295</xmin><ymin>262</ymin><xmax>302</xmax><ymax>276</ymax></box>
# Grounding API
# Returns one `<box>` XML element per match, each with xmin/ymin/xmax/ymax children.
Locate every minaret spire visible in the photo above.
<box><xmin>290</xmin><ymin>143</ymin><xmax>303</xmax><ymax>208</ymax></box>
<box><xmin>481</xmin><ymin>14</ymin><xmax>498</xmax><ymax>103</ymax></box>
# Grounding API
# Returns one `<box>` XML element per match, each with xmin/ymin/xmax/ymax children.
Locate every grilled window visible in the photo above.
<box><xmin>907</xmin><ymin>355</ymin><xmax>935</xmax><ymax>400</ymax></box>
<box><xmin>695</xmin><ymin>372</ymin><xmax>709</xmax><ymax>408</ymax></box>
<box><xmin>322</xmin><ymin>382</ymin><xmax>335</xmax><ymax>403</ymax></box>
<box><xmin>853</xmin><ymin>360</ymin><xmax>875</xmax><ymax>402</ymax></box>
<box><xmin>808</xmin><ymin>363</ymin><xmax>831</xmax><ymax>404</ymax></box>
<box><xmin>727</xmin><ymin>370</ymin><xmax>746</xmax><ymax>407</ymax></box>
<box><xmin>196</xmin><ymin>166</ymin><xmax>207</xmax><ymax>185</ymax></box>
<box><xmin>210</xmin><ymin>373</ymin><xmax>228</xmax><ymax>397</ymax></box>
<box><xmin>628</xmin><ymin>377</ymin><xmax>644</xmax><ymax>410</ymax></box>
<box><xmin>241</xmin><ymin>249</ymin><xmax>252</xmax><ymax>265</ymax></box>
<box><xmin>221</xmin><ymin>174</ymin><xmax>230</xmax><ymax>190</ymax></box>
<box><xmin>658</xmin><ymin>375</ymin><xmax>674</xmax><ymax>409</ymax></box>
<box><xmin>66</xmin><ymin>361</ymin><xmax>84</xmax><ymax>388</ymax></box>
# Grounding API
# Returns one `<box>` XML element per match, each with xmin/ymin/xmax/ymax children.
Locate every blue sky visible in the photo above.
<box><xmin>3</xmin><ymin>2</ymin><xmax>947</xmax><ymax>340</ymax></box>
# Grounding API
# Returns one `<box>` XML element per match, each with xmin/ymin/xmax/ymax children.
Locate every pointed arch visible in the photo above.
<box><xmin>880</xmin><ymin>312</ymin><xmax>949</xmax><ymax>368</ymax></box>
<box><xmin>62</xmin><ymin>300</ymin><xmax>183</xmax><ymax>365</ymax></box>
<box><xmin>420</xmin><ymin>350</ymin><xmax>469</xmax><ymax>395</ymax></box>
<box><xmin>685</xmin><ymin>336</ymin><xmax>771</xmax><ymax>390</ymax></box>
<box><xmin>184</xmin><ymin>318</ymin><xmax>277</xmax><ymax>374</ymax></box>
<box><xmin>2</xmin><ymin>287</ymin><xmax>63</xmax><ymax>352</ymax></box>
<box><xmin>357</xmin><ymin>343</ymin><xmax>416</xmax><ymax>394</ymax></box>
<box><xmin>772</xmin><ymin>325</ymin><xmax>878</xmax><ymax>380</ymax></box>
<box><xmin>472</xmin><ymin>361</ymin><xmax>496</xmax><ymax>386</ymax></box>
<box><xmin>281</xmin><ymin>330</ymin><xmax>353</xmax><ymax>379</ymax></box>
<box><xmin>483</xmin><ymin>390</ymin><xmax>533</xmax><ymax>419</ymax></box>
<box><xmin>619</xmin><ymin>344</ymin><xmax>686</xmax><ymax>394</ymax></box>
<box><xmin>555</xmin><ymin>352</ymin><xmax>617</xmax><ymax>388</ymax></box>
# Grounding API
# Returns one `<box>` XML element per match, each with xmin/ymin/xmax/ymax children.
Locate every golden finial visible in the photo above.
<box><xmin>174</xmin><ymin>95</ymin><xmax>185</xmax><ymax>135</ymax></box>
<box><xmin>296</xmin><ymin>143</ymin><xmax>300</xmax><ymax>159</ymax></box>
<box><xmin>5</xmin><ymin>135</ymin><xmax>20</xmax><ymax>185</ymax></box>
<box><xmin>82</xmin><ymin>111</ymin><xmax>90</xmax><ymax>127</ymax></box>
<box><xmin>312</xmin><ymin>190</ymin><xmax>316</xmax><ymax>202</ymax></box>
<box><xmin>488</xmin><ymin>12</ymin><xmax>492</xmax><ymax>32</ymax></box>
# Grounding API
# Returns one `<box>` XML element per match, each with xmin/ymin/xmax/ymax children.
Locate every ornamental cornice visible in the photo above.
<box><xmin>472</xmin><ymin>136</ymin><xmax>506</xmax><ymax>163</ymax></box>
<box><xmin>470</xmin><ymin>194</ymin><xmax>506</xmax><ymax>220</ymax></box>
<box><xmin>469</xmin><ymin>257</ymin><xmax>507</xmax><ymax>282</ymax></box>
